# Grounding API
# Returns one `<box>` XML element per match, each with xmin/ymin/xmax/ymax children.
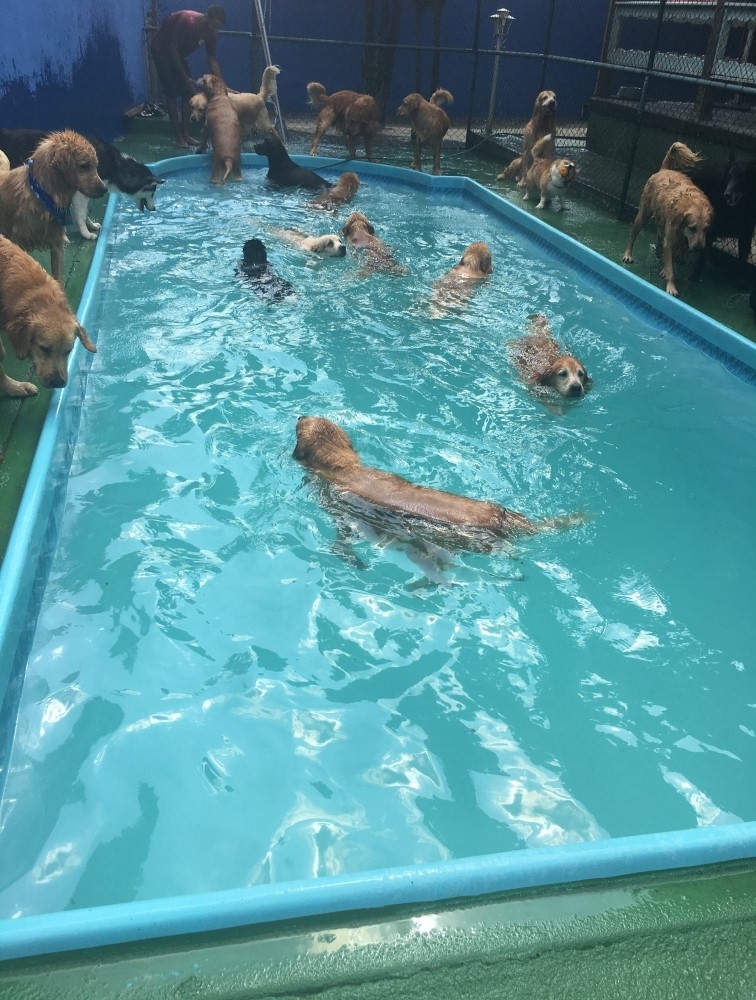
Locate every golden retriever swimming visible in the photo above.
<box><xmin>191</xmin><ymin>65</ymin><xmax>280</xmax><ymax>144</ymax></box>
<box><xmin>521</xmin><ymin>134</ymin><xmax>577</xmax><ymax>211</ymax></box>
<box><xmin>294</xmin><ymin>416</ymin><xmax>582</xmax><ymax>553</ymax></box>
<box><xmin>0</xmin><ymin>235</ymin><xmax>96</xmax><ymax>397</ymax></box>
<box><xmin>429</xmin><ymin>241</ymin><xmax>493</xmax><ymax>317</ymax></box>
<box><xmin>497</xmin><ymin>90</ymin><xmax>557</xmax><ymax>185</ymax></box>
<box><xmin>306</xmin><ymin>83</ymin><xmax>382</xmax><ymax>160</ymax></box>
<box><xmin>622</xmin><ymin>142</ymin><xmax>714</xmax><ymax>297</ymax></box>
<box><xmin>340</xmin><ymin>211</ymin><xmax>408</xmax><ymax>276</ymax></box>
<box><xmin>396</xmin><ymin>89</ymin><xmax>454</xmax><ymax>175</ymax></box>
<box><xmin>508</xmin><ymin>313</ymin><xmax>592</xmax><ymax>405</ymax></box>
<box><xmin>194</xmin><ymin>74</ymin><xmax>242</xmax><ymax>185</ymax></box>
<box><xmin>0</xmin><ymin>130</ymin><xmax>106</xmax><ymax>285</ymax></box>
<box><xmin>269</xmin><ymin>226</ymin><xmax>346</xmax><ymax>257</ymax></box>
<box><xmin>307</xmin><ymin>171</ymin><xmax>360</xmax><ymax>211</ymax></box>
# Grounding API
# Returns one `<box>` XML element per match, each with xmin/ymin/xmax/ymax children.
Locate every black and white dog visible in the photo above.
<box><xmin>0</xmin><ymin>128</ymin><xmax>164</xmax><ymax>240</ymax></box>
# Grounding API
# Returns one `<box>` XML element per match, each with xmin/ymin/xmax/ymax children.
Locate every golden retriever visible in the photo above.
<box><xmin>340</xmin><ymin>211</ymin><xmax>408</xmax><ymax>276</ymax></box>
<box><xmin>191</xmin><ymin>65</ymin><xmax>280</xmax><ymax>143</ymax></box>
<box><xmin>0</xmin><ymin>235</ymin><xmax>96</xmax><ymax>397</ymax></box>
<box><xmin>622</xmin><ymin>142</ymin><xmax>714</xmax><ymax>297</ymax></box>
<box><xmin>497</xmin><ymin>90</ymin><xmax>557</xmax><ymax>185</ymax></box>
<box><xmin>522</xmin><ymin>135</ymin><xmax>578</xmax><ymax>211</ymax></box>
<box><xmin>293</xmin><ymin>416</ymin><xmax>582</xmax><ymax>552</ymax></box>
<box><xmin>306</xmin><ymin>83</ymin><xmax>382</xmax><ymax>160</ymax></box>
<box><xmin>194</xmin><ymin>74</ymin><xmax>241</xmax><ymax>185</ymax></box>
<box><xmin>396</xmin><ymin>89</ymin><xmax>454</xmax><ymax>175</ymax></box>
<box><xmin>269</xmin><ymin>227</ymin><xmax>346</xmax><ymax>257</ymax></box>
<box><xmin>0</xmin><ymin>130</ymin><xmax>106</xmax><ymax>285</ymax></box>
<box><xmin>307</xmin><ymin>171</ymin><xmax>360</xmax><ymax>211</ymax></box>
<box><xmin>429</xmin><ymin>241</ymin><xmax>493</xmax><ymax>317</ymax></box>
<box><xmin>508</xmin><ymin>313</ymin><xmax>592</xmax><ymax>405</ymax></box>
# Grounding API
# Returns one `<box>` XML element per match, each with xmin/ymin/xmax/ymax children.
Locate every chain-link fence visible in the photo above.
<box><xmin>145</xmin><ymin>0</ymin><xmax>756</xmax><ymax>262</ymax></box>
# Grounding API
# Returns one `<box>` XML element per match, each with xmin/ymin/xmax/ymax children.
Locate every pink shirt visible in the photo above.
<box><xmin>151</xmin><ymin>11</ymin><xmax>218</xmax><ymax>60</ymax></box>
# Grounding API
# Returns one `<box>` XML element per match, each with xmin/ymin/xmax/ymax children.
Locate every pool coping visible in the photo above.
<box><xmin>1</xmin><ymin>154</ymin><xmax>755</xmax><ymax>962</ymax></box>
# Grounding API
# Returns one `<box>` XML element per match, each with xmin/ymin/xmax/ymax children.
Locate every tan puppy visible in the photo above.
<box><xmin>294</xmin><ymin>416</ymin><xmax>581</xmax><ymax>549</ymax></box>
<box><xmin>0</xmin><ymin>235</ymin><xmax>96</xmax><ymax>397</ymax></box>
<box><xmin>192</xmin><ymin>66</ymin><xmax>279</xmax><ymax>143</ymax></box>
<box><xmin>0</xmin><ymin>130</ymin><xmax>106</xmax><ymax>285</ymax></box>
<box><xmin>429</xmin><ymin>241</ymin><xmax>493</xmax><ymax>317</ymax></box>
<box><xmin>195</xmin><ymin>75</ymin><xmax>242</xmax><ymax>185</ymax></box>
<box><xmin>497</xmin><ymin>90</ymin><xmax>557</xmax><ymax>184</ymax></box>
<box><xmin>522</xmin><ymin>135</ymin><xmax>578</xmax><ymax>211</ymax></box>
<box><xmin>396</xmin><ymin>89</ymin><xmax>454</xmax><ymax>175</ymax></box>
<box><xmin>307</xmin><ymin>171</ymin><xmax>360</xmax><ymax>211</ymax></box>
<box><xmin>341</xmin><ymin>212</ymin><xmax>408</xmax><ymax>276</ymax></box>
<box><xmin>508</xmin><ymin>314</ymin><xmax>592</xmax><ymax>404</ymax></box>
<box><xmin>306</xmin><ymin>83</ymin><xmax>381</xmax><ymax>159</ymax></box>
<box><xmin>270</xmin><ymin>227</ymin><xmax>346</xmax><ymax>257</ymax></box>
<box><xmin>622</xmin><ymin>144</ymin><xmax>714</xmax><ymax>297</ymax></box>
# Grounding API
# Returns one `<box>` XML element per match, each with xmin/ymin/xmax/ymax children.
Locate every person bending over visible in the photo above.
<box><xmin>150</xmin><ymin>4</ymin><xmax>226</xmax><ymax>148</ymax></box>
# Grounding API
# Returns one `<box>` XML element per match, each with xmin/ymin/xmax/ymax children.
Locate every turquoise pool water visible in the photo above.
<box><xmin>0</xmin><ymin>161</ymin><xmax>755</xmax><ymax>921</ymax></box>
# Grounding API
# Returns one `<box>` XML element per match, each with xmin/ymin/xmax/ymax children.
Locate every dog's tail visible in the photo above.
<box><xmin>531</xmin><ymin>134</ymin><xmax>554</xmax><ymax>160</ymax></box>
<box><xmin>429</xmin><ymin>88</ymin><xmax>454</xmax><ymax>107</ymax></box>
<box><xmin>661</xmin><ymin>141</ymin><xmax>700</xmax><ymax>172</ymax></box>
<box><xmin>260</xmin><ymin>65</ymin><xmax>280</xmax><ymax>103</ymax></box>
<box><xmin>497</xmin><ymin>156</ymin><xmax>522</xmax><ymax>182</ymax></box>
<box><xmin>306</xmin><ymin>82</ymin><xmax>328</xmax><ymax>109</ymax></box>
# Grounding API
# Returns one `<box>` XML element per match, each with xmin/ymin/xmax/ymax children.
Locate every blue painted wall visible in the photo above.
<box><xmin>1</xmin><ymin>0</ymin><xmax>609</xmax><ymax>140</ymax></box>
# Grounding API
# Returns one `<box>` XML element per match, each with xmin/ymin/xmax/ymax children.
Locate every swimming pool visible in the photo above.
<box><xmin>0</xmin><ymin>153</ymin><xmax>755</xmax><ymax>963</ymax></box>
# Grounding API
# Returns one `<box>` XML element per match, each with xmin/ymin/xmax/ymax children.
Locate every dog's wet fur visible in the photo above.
<box><xmin>236</xmin><ymin>238</ymin><xmax>295</xmax><ymax>301</ymax></box>
<box><xmin>508</xmin><ymin>313</ymin><xmax>592</xmax><ymax>403</ymax></box>
<box><xmin>254</xmin><ymin>134</ymin><xmax>330</xmax><ymax>189</ymax></box>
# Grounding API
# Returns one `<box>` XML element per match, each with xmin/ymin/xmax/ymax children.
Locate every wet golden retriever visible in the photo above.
<box><xmin>269</xmin><ymin>226</ymin><xmax>346</xmax><ymax>257</ymax></box>
<box><xmin>191</xmin><ymin>65</ymin><xmax>280</xmax><ymax>144</ymax></box>
<box><xmin>307</xmin><ymin>171</ymin><xmax>360</xmax><ymax>211</ymax></box>
<box><xmin>622</xmin><ymin>142</ymin><xmax>714</xmax><ymax>297</ymax></box>
<box><xmin>307</xmin><ymin>83</ymin><xmax>382</xmax><ymax>160</ymax></box>
<box><xmin>194</xmin><ymin>74</ymin><xmax>241</xmax><ymax>185</ymax></box>
<box><xmin>508</xmin><ymin>313</ymin><xmax>592</xmax><ymax>405</ymax></box>
<box><xmin>396</xmin><ymin>89</ymin><xmax>454</xmax><ymax>175</ymax></box>
<box><xmin>497</xmin><ymin>90</ymin><xmax>557</xmax><ymax>185</ymax></box>
<box><xmin>294</xmin><ymin>416</ymin><xmax>582</xmax><ymax>551</ymax></box>
<box><xmin>429</xmin><ymin>241</ymin><xmax>493</xmax><ymax>317</ymax></box>
<box><xmin>0</xmin><ymin>235</ymin><xmax>96</xmax><ymax>397</ymax></box>
<box><xmin>341</xmin><ymin>212</ymin><xmax>408</xmax><ymax>276</ymax></box>
<box><xmin>0</xmin><ymin>130</ymin><xmax>106</xmax><ymax>285</ymax></box>
<box><xmin>522</xmin><ymin>135</ymin><xmax>578</xmax><ymax>211</ymax></box>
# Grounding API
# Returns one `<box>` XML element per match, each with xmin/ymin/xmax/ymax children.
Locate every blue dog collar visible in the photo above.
<box><xmin>25</xmin><ymin>158</ymin><xmax>71</xmax><ymax>226</ymax></box>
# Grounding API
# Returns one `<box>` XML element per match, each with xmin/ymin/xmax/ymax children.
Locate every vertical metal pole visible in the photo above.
<box><xmin>252</xmin><ymin>0</ymin><xmax>287</xmax><ymax>143</ymax></box>
<box><xmin>486</xmin><ymin>33</ymin><xmax>503</xmax><ymax>135</ymax></box>
<box><xmin>538</xmin><ymin>0</ymin><xmax>556</xmax><ymax>93</ymax></box>
<box><xmin>618</xmin><ymin>0</ymin><xmax>667</xmax><ymax>218</ymax></box>
<box><xmin>465</xmin><ymin>0</ymin><xmax>484</xmax><ymax>145</ymax></box>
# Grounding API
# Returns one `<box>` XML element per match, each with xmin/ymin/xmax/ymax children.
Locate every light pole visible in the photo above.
<box><xmin>485</xmin><ymin>8</ymin><xmax>515</xmax><ymax>135</ymax></box>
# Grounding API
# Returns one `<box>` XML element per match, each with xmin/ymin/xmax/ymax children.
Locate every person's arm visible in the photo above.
<box><xmin>205</xmin><ymin>32</ymin><xmax>222</xmax><ymax>80</ymax></box>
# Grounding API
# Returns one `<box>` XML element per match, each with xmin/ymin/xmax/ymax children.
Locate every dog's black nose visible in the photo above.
<box><xmin>337</xmin><ymin>245</ymin><xmax>346</xmax><ymax>256</ymax></box>
<box><xmin>568</xmin><ymin>383</ymin><xmax>584</xmax><ymax>398</ymax></box>
<box><xmin>44</xmin><ymin>372</ymin><xmax>67</xmax><ymax>389</ymax></box>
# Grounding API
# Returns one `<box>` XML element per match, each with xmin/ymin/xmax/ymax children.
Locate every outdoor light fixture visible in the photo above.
<box><xmin>486</xmin><ymin>7</ymin><xmax>516</xmax><ymax>135</ymax></box>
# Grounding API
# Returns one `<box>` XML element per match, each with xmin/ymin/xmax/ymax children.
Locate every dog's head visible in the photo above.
<box><xmin>35</xmin><ymin>130</ymin><xmax>107</xmax><ymax>199</ymax></box>
<box><xmin>342</xmin><ymin>212</ymin><xmax>374</xmax><ymax>240</ymax></box>
<box><xmin>254</xmin><ymin>135</ymin><xmax>283</xmax><ymax>159</ymax></box>
<box><xmin>195</xmin><ymin>73</ymin><xmax>227</xmax><ymax>97</ymax></box>
<box><xmin>10</xmin><ymin>300</ymin><xmax>96</xmax><ymax>389</ymax></box>
<box><xmin>682</xmin><ymin>205</ymin><xmax>712</xmax><ymax>252</ymax></box>
<box><xmin>305</xmin><ymin>234</ymin><xmax>347</xmax><ymax>257</ymax></box>
<box><xmin>537</xmin><ymin>355</ymin><xmax>592</xmax><ymax>398</ymax></box>
<box><xmin>551</xmin><ymin>159</ymin><xmax>577</xmax><ymax>186</ymax></box>
<box><xmin>189</xmin><ymin>93</ymin><xmax>209</xmax><ymax>122</ymax></box>
<box><xmin>293</xmin><ymin>416</ymin><xmax>361</xmax><ymax>473</ymax></box>
<box><xmin>459</xmin><ymin>242</ymin><xmax>493</xmax><ymax>275</ymax></box>
<box><xmin>533</xmin><ymin>90</ymin><xmax>557</xmax><ymax>116</ymax></box>
<box><xmin>397</xmin><ymin>93</ymin><xmax>424</xmax><ymax>118</ymax></box>
<box><xmin>243</xmin><ymin>238</ymin><xmax>268</xmax><ymax>267</ymax></box>
<box><xmin>333</xmin><ymin>171</ymin><xmax>360</xmax><ymax>198</ymax></box>
<box><xmin>724</xmin><ymin>155</ymin><xmax>748</xmax><ymax>209</ymax></box>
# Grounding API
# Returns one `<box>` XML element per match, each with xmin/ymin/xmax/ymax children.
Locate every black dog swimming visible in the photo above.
<box><xmin>236</xmin><ymin>238</ymin><xmax>295</xmax><ymax>301</ymax></box>
<box><xmin>681</xmin><ymin>152</ymin><xmax>756</xmax><ymax>282</ymax></box>
<box><xmin>0</xmin><ymin>128</ymin><xmax>164</xmax><ymax>239</ymax></box>
<box><xmin>253</xmin><ymin>135</ymin><xmax>331</xmax><ymax>190</ymax></box>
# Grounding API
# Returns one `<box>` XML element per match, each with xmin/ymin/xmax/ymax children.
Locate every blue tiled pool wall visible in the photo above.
<box><xmin>1</xmin><ymin>156</ymin><xmax>756</xmax><ymax>961</ymax></box>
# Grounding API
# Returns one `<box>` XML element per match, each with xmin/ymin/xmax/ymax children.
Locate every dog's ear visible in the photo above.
<box><xmin>365</xmin><ymin>221</ymin><xmax>375</xmax><ymax>235</ymax></box>
<box><xmin>6</xmin><ymin>318</ymin><xmax>32</xmax><ymax>359</ymax></box>
<box><xmin>76</xmin><ymin>324</ymin><xmax>97</xmax><ymax>354</ymax></box>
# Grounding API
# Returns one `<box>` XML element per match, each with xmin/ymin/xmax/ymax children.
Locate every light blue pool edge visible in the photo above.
<box><xmin>0</xmin><ymin>155</ymin><xmax>754</xmax><ymax>962</ymax></box>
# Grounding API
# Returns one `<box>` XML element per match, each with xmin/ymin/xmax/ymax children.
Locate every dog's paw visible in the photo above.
<box><xmin>622</xmin><ymin>254</ymin><xmax>633</xmax><ymax>264</ymax></box>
